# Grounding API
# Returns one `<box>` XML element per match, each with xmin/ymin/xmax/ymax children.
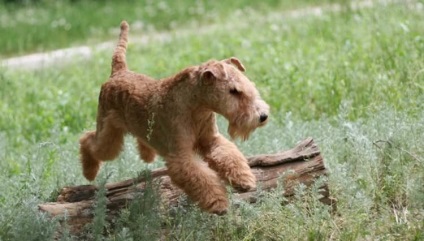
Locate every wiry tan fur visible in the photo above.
<box><xmin>79</xmin><ymin>21</ymin><xmax>270</xmax><ymax>214</ymax></box>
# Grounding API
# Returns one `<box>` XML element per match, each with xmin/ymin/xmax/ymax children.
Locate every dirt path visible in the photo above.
<box><xmin>0</xmin><ymin>0</ymin><xmax>409</xmax><ymax>70</ymax></box>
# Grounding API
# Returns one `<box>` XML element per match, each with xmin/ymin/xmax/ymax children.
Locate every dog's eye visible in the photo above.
<box><xmin>230</xmin><ymin>88</ymin><xmax>241</xmax><ymax>95</ymax></box>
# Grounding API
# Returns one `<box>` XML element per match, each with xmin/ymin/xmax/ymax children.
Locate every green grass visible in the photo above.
<box><xmin>0</xmin><ymin>0</ymin><xmax>346</xmax><ymax>56</ymax></box>
<box><xmin>1</xmin><ymin>0</ymin><xmax>424</xmax><ymax>240</ymax></box>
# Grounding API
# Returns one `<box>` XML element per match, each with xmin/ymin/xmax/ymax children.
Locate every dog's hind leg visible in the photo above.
<box><xmin>80</xmin><ymin>110</ymin><xmax>125</xmax><ymax>181</ymax></box>
<box><xmin>136</xmin><ymin>138</ymin><xmax>156</xmax><ymax>163</ymax></box>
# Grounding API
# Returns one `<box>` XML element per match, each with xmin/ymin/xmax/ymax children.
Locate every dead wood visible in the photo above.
<box><xmin>39</xmin><ymin>137</ymin><xmax>334</xmax><ymax>235</ymax></box>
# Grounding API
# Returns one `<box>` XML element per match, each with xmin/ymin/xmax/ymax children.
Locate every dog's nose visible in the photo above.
<box><xmin>259</xmin><ymin>114</ymin><xmax>268</xmax><ymax>123</ymax></box>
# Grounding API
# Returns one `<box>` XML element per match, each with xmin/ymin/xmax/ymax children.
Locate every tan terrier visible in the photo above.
<box><xmin>79</xmin><ymin>21</ymin><xmax>269</xmax><ymax>214</ymax></box>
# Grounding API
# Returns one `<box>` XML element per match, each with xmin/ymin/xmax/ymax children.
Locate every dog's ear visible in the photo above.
<box><xmin>223</xmin><ymin>57</ymin><xmax>246</xmax><ymax>72</ymax></box>
<box><xmin>201</xmin><ymin>70</ymin><xmax>216</xmax><ymax>85</ymax></box>
<box><xmin>200</xmin><ymin>62</ymin><xmax>227</xmax><ymax>85</ymax></box>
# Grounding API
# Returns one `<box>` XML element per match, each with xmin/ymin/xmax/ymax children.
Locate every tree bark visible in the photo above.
<box><xmin>39</xmin><ymin>137</ymin><xmax>334</xmax><ymax>234</ymax></box>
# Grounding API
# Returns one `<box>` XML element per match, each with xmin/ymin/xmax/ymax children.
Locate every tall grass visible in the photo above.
<box><xmin>0</xmin><ymin>0</ymin><xmax>423</xmax><ymax>240</ymax></box>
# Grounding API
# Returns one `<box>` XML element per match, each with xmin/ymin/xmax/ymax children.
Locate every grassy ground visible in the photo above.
<box><xmin>1</xmin><ymin>0</ymin><xmax>424</xmax><ymax>240</ymax></box>
<box><xmin>0</xmin><ymin>0</ymin><xmax>344</xmax><ymax>56</ymax></box>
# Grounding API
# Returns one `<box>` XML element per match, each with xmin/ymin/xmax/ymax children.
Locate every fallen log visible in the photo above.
<box><xmin>39</xmin><ymin>137</ymin><xmax>334</xmax><ymax>234</ymax></box>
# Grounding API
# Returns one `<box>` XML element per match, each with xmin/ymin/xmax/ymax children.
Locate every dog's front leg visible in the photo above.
<box><xmin>165</xmin><ymin>151</ymin><xmax>229</xmax><ymax>215</ymax></box>
<box><xmin>199</xmin><ymin>134</ymin><xmax>256</xmax><ymax>192</ymax></box>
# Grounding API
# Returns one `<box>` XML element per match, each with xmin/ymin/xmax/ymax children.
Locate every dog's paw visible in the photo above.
<box><xmin>205</xmin><ymin>197</ymin><xmax>229</xmax><ymax>215</ymax></box>
<box><xmin>230</xmin><ymin>172</ymin><xmax>256</xmax><ymax>192</ymax></box>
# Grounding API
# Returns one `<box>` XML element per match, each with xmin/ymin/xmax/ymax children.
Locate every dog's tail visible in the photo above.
<box><xmin>111</xmin><ymin>21</ymin><xmax>129</xmax><ymax>75</ymax></box>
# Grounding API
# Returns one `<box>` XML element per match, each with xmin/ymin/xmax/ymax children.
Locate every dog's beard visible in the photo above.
<box><xmin>227</xmin><ymin>117</ymin><xmax>258</xmax><ymax>141</ymax></box>
<box><xmin>226</xmin><ymin>107</ymin><xmax>269</xmax><ymax>141</ymax></box>
<box><xmin>228</xmin><ymin>124</ymin><xmax>255</xmax><ymax>141</ymax></box>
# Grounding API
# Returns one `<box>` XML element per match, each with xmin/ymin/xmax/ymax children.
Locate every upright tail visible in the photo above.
<box><xmin>111</xmin><ymin>21</ymin><xmax>129</xmax><ymax>75</ymax></box>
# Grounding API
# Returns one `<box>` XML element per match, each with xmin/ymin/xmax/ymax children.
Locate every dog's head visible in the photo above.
<box><xmin>198</xmin><ymin>57</ymin><xmax>269</xmax><ymax>140</ymax></box>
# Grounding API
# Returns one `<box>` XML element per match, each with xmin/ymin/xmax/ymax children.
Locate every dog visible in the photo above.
<box><xmin>80</xmin><ymin>21</ymin><xmax>269</xmax><ymax>214</ymax></box>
